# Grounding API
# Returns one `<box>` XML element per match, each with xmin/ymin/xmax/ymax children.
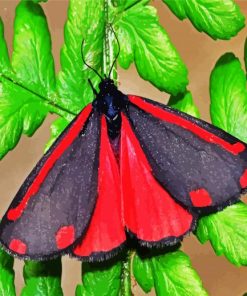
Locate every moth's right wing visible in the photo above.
<box><xmin>0</xmin><ymin>104</ymin><xmax>101</xmax><ymax>260</ymax></box>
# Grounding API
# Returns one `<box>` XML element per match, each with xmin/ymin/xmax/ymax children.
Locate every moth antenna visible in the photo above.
<box><xmin>81</xmin><ymin>39</ymin><xmax>103</xmax><ymax>81</ymax></box>
<box><xmin>108</xmin><ymin>24</ymin><xmax>120</xmax><ymax>79</ymax></box>
<box><xmin>88</xmin><ymin>79</ymin><xmax>98</xmax><ymax>97</ymax></box>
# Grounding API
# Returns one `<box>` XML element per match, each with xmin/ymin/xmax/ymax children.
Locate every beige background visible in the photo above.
<box><xmin>1</xmin><ymin>0</ymin><xmax>247</xmax><ymax>295</ymax></box>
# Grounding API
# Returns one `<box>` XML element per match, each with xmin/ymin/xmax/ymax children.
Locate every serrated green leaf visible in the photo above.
<box><xmin>151</xmin><ymin>251</ymin><xmax>208</xmax><ymax>296</ymax></box>
<box><xmin>0</xmin><ymin>79</ymin><xmax>48</xmax><ymax>159</ymax></box>
<box><xmin>76</xmin><ymin>261</ymin><xmax>122</xmax><ymax>296</ymax></box>
<box><xmin>12</xmin><ymin>1</ymin><xmax>55</xmax><ymax>97</ymax></box>
<box><xmin>0</xmin><ymin>18</ymin><xmax>11</xmax><ymax>73</ymax></box>
<box><xmin>45</xmin><ymin>117</ymin><xmax>70</xmax><ymax>152</ymax></box>
<box><xmin>168</xmin><ymin>91</ymin><xmax>200</xmax><ymax>118</ymax></box>
<box><xmin>0</xmin><ymin>1</ymin><xmax>56</xmax><ymax>158</ymax></box>
<box><xmin>21</xmin><ymin>259</ymin><xmax>63</xmax><ymax>296</ymax></box>
<box><xmin>57</xmin><ymin>0</ymin><xmax>104</xmax><ymax>113</ymax></box>
<box><xmin>163</xmin><ymin>0</ymin><xmax>245</xmax><ymax>40</ymax></box>
<box><xmin>196</xmin><ymin>202</ymin><xmax>247</xmax><ymax>266</ymax></box>
<box><xmin>210</xmin><ymin>53</ymin><xmax>247</xmax><ymax>142</ymax></box>
<box><xmin>115</xmin><ymin>1</ymin><xmax>188</xmax><ymax>95</ymax></box>
<box><xmin>133</xmin><ymin>253</ymin><xmax>154</xmax><ymax>293</ymax></box>
<box><xmin>0</xmin><ymin>248</ymin><xmax>16</xmax><ymax>296</ymax></box>
<box><xmin>133</xmin><ymin>251</ymin><xmax>207</xmax><ymax>296</ymax></box>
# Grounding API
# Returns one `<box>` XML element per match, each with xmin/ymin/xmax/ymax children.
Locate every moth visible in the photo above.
<box><xmin>0</xmin><ymin>74</ymin><xmax>247</xmax><ymax>262</ymax></box>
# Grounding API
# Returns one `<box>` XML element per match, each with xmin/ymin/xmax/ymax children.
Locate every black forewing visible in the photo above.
<box><xmin>127</xmin><ymin>97</ymin><xmax>247</xmax><ymax>214</ymax></box>
<box><xmin>0</xmin><ymin>107</ymin><xmax>101</xmax><ymax>260</ymax></box>
<box><xmin>139</xmin><ymin>97</ymin><xmax>245</xmax><ymax>145</ymax></box>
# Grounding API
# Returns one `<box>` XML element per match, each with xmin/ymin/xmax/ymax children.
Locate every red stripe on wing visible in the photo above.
<box><xmin>7</xmin><ymin>104</ymin><xmax>92</xmax><ymax>221</ymax></box>
<box><xmin>73</xmin><ymin>116</ymin><xmax>125</xmax><ymax>257</ymax></box>
<box><xmin>129</xmin><ymin>95</ymin><xmax>245</xmax><ymax>156</ymax></box>
<box><xmin>120</xmin><ymin>113</ymin><xmax>193</xmax><ymax>242</ymax></box>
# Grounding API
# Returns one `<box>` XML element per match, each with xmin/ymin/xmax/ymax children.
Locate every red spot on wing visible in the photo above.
<box><xmin>189</xmin><ymin>189</ymin><xmax>212</xmax><ymax>207</ymax></box>
<box><xmin>7</xmin><ymin>104</ymin><xmax>92</xmax><ymax>221</ymax></box>
<box><xmin>120</xmin><ymin>113</ymin><xmax>193</xmax><ymax>242</ymax></box>
<box><xmin>240</xmin><ymin>169</ymin><xmax>247</xmax><ymax>189</ymax></box>
<box><xmin>233</xmin><ymin>142</ymin><xmax>246</xmax><ymax>154</ymax></box>
<box><xmin>56</xmin><ymin>225</ymin><xmax>75</xmax><ymax>249</ymax></box>
<box><xmin>74</xmin><ymin>116</ymin><xmax>125</xmax><ymax>257</ymax></box>
<box><xmin>9</xmin><ymin>239</ymin><xmax>27</xmax><ymax>255</ymax></box>
<box><xmin>129</xmin><ymin>95</ymin><xmax>245</xmax><ymax>156</ymax></box>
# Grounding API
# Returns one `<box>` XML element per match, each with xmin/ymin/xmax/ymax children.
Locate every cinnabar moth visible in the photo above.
<box><xmin>0</xmin><ymin>78</ymin><xmax>246</xmax><ymax>262</ymax></box>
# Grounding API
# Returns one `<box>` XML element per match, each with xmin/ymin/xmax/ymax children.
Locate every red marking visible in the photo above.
<box><xmin>7</xmin><ymin>104</ymin><xmax>92</xmax><ymax>221</ymax></box>
<box><xmin>189</xmin><ymin>189</ymin><xmax>212</xmax><ymax>207</ymax></box>
<box><xmin>56</xmin><ymin>225</ymin><xmax>75</xmax><ymax>249</ymax></box>
<box><xmin>9</xmin><ymin>239</ymin><xmax>27</xmax><ymax>255</ymax></box>
<box><xmin>74</xmin><ymin>116</ymin><xmax>125</xmax><ymax>257</ymax></box>
<box><xmin>240</xmin><ymin>169</ymin><xmax>247</xmax><ymax>188</ymax></box>
<box><xmin>233</xmin><ymin>142</ymin><xmax>247</xmax><ymax>154</ymax></box>
<box><xmin>120</xmin><ymin>113</ymin><xmax>193</xmax><ymax>241</ymax></box>
<box><xmin>129</xmin><ymin>95</ymin><xmax>245</xmax><ymax>155</ymax></box>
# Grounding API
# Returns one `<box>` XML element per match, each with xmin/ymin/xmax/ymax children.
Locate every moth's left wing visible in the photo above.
<box><xmin>0</xmin><ymin>105</ymin><xmax>101</xmax><ymax>260</ymax></box>
<box><xmin>126</xmin><ymin>95</ymin><xmax>247</xmax><ymax>214</ymax></box>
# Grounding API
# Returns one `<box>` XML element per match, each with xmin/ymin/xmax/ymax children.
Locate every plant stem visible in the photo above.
<box><xmin>103</xmin><ymin>0</ymin><xmax>117</xmax><ymax>82</ymax></box>
<box><xmin>0</xmin><ymin>73</ymin><xmax>77</xmax><ymax>117</ymax></box>
<box><xmin>120</xmin><ymin>251</ymin><xmax>132</xmax><ymax>296</ymax></box>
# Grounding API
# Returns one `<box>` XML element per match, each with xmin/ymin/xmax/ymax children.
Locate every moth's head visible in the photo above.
<box><xmin>92</xmin><ymin>76</ymin><xmax>127</xmax><ymax>118</ymax></box>
<box><xmin>98</xmin><ymin>78</ymin><xmax>117</xmax><ymax>94</ymax></box>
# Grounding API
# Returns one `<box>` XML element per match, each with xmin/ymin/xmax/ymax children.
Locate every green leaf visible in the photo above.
<box><xmin>0</xmin><ymin>248</ymin><xmax>16</xmax><ymax>296</ymax></box>
<box><xmin>76</xmin><ymin>261</ymin><xmax>122</xmax><ymax>296</ymax></box>
<box><xmin>152</xmin><ymin>251</ymin><xmax>208</xmax><ymax>296</ymax></box>
<box><xmin>12</xmin><ymin>1</ymin><xmax>56</xmax><ymax>97</ymax></box>
<box><xmin>133</xmin><ymin>253</ymin><xmax>154</xmax><ymax>293</ymax></box>
<box><xmin>244</xmin><ymin>38</ymin><xmax>247</xmax><ymax>74</ymax></box>
<box><xmin>133</xmin><ymin>251</ymin><xmax>208</xmax><ymax>296</ymax></box>
<box><xmin>111</xmin><ymin>0</ymin><xmax>137</xmax><ymax>9</ymax></box>
<box><xmin>45</xmin><ymin>117</ymin><xmax>70</xmax><ymax>152</ymax></box>
<box><xmin>21</xmin><ymin>259</ymin><xmax>63</xmax><ymax>296</ymax></box>
<box><xmin>0</xmin><ymin>79</ymin><xmax>48</xmax><ymax>159</ymax></box>
<box><xmin>196</xmin><ymin>202</ymin><xmax>247</xmax><ymax>266</ymax></box>
<box><xmin>115</xmin><ymin>1</ymin><xmax>188</xmax><ymax>95</ymax></box>
<box><xmin>210</xmin><ymin>53</ymin><xmax>247</xmax><ymax>142</ymax></box>
<box><xmin>0</xmin><ymin>1</ymin><xmax>57</xmax><ymax>158</ymax></box>
<box><xmin>0</xmin><ymin>18</ymin><xmax>11</xmax><ymax>73</ymax></box>
<box><xmin>168</xmin><ymin>91</ymin><xmax>200</xmax><ymax>118</ymax></box>
<box><xmin>57</xmin><ymin>0</ymin><xmax>105</xmax><ymax>113</ymax></box>
<box><xmin>31</xmin><ymin>0</ymin><xmax>48</xmax><ymax>2</ymax></box>
<box><xmin>162</xmin><ymin>0</ymin><xmax>186</xmax><ymax>19</ymax></box>
<box><xmin>162</xmin><ymin>0</ymin><xmax>245</xmax><ymax>40</ymax></box>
